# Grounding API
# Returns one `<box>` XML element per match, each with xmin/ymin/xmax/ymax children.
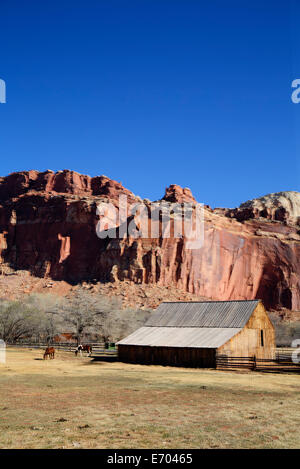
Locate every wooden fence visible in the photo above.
<box><xmin>7</xmin><ymin>344</ymin><xmax>300</xmax><ymax>372</ymax></box>
<box><xmin>9</xmin><ymin>342</ymin><xmax>118</xmax><ymax>356</ymax></box>
<box><xmin>216</xmin><ymin>350</ymin><xmax>300</xmax><ymax>373</ymax></box>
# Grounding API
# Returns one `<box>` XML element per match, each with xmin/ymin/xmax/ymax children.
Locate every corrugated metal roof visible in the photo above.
<box><xmin>117</xmin><ymin>326</ymin><xmax>242</xmax><ymax>348</ymax></box>
<box><xmin>145</xmin><ymin>300</ymin><xmax>259</xmax><ymax>328</ymax></box>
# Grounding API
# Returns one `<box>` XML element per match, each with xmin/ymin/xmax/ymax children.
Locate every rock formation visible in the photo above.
<box><xmin>162</xmin><ymin>184</ymin><xmax>196</xmax><ymax>204</ymax></box>
<box><xmin>225</xmin><ymin>191</ymin><xmax>300</xmax><ymax>225</ymax></box>
<box><xmin>0</xmin><ymin>170</ymin><xmax>299</xmax><ymax>312</ymax></box>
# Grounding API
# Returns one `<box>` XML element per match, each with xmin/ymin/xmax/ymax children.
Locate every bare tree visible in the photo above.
<box><xmin>58</xmin><ymin>288</ymin><xmax>152</xmax><ymax>345</ymax></box>
<box><xmin>270</xmin><ymin>313</ymin><xmax>300</xmax><ymax>347</ymax></box>
<box><xmin>24</xmin><ymin>293</ymin><xmax>65</xmax><ymax>344</ymax></box>
<box><xmin>0</xmin><ymin>294</ymin><xmax>65</xmax><ymax>344</ymax></box>
<box><xmin>0</xmin><ymin>289</ymin><xmax>153</xmax><ymax>346</ymax></box>
<box><xmin>58</xmin><ymin>288</ymin><xmax>123</xmax><ymax>344</ymax></box>
<box><xmin>101</xmin><ymin>306</ymin><xmax>152</xmax><ymax>343</ymax></box>
<box><xmin>0</xmin><ymin>300</ymin><xmax>41</xmax><ymax>343</ymax></box>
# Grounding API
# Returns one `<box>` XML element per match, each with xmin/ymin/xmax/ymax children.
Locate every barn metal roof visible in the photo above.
<box><xmin>145</xmin><ymin>300</ymin><xmax>259</xmax><ymax>329</ymax></box>
<box><xmin>117</xmin><ymin>326</ymin><xmax>242</xmax><ymax>348</ymax></box>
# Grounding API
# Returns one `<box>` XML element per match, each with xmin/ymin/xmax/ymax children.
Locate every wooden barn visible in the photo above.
<box><xmin>117</xmin><ymin>300</ymin><xmax>275</xmax><ymax>368</ymax></box>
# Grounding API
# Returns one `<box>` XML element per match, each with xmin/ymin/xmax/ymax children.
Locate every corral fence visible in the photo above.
<box><xmin>216</xmin><ymin>349</ymin><xmax>300</xmax><ymax>373</ymax></box>
<box><xmin>8</xmin><ymin>342</ymin><xmax>118</xmax><ymax>356</ymax></box>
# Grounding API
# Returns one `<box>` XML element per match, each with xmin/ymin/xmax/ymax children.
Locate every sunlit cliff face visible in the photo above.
<box><xmin>0</xmin><ymin>170</ymin><xmax>299</xmax><ymax>311</ymax></box>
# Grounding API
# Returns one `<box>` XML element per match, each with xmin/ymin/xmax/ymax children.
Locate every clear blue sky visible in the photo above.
<box><xmin>0</xmin><ymin>0</ymin><xmax>299</xmax><ymax>207</ymax></box>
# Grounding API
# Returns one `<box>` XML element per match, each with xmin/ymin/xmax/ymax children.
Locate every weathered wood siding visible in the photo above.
<box><xmin>118</xmin><ymin>345</ymin><xmax>216</xmax><ymax>368</ymax></box>
<box><xmin>118</xmin><ymin>301</ymin><xmax>275</xmax><ymax>367</ymax></box>
<box><xmin>218</xmin><ymin>302</ymin><xmax>275</xmax><ymax>359</ymax></box>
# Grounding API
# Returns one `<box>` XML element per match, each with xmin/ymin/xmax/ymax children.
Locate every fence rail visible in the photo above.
<box><xmin>7</xmin><ymin>344</ymin><xmax>300</xmax><ymax>372</ymax></box>
<box><xmin>8</xmin><ymin>342</ymin><xmax>118</xmax><ymax>356</ymax></box>
<box><xmin>216</xmin><ymin>352</ymin><xmax>300</xmax><ymax>373</ymax></box>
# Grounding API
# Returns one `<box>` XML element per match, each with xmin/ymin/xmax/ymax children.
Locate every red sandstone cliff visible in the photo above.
<box><xmin>0</xmin><ymin>170</ymin><xmax>299</xmax><ymax>312</ymax></box>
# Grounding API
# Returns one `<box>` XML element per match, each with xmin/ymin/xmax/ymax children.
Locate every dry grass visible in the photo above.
<box><xmin>0</xmin><ymin>348</ymin><xmax>299</xmax><ymax>449</ymax></box>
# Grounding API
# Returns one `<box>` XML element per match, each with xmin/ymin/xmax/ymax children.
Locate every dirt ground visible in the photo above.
<box><xmin>0</xmin><ymin>347</ymin><xmax>299</xmax><ymax>449</ymax></box>
<box><xmin>0</xmin><ymin>267</ymin><xmax>206</xmax><ymax>310</ymax></box>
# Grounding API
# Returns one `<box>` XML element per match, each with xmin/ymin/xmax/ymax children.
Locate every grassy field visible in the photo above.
<box><xmin>0</xmin><ymin>347</ymin><xmax>299</xmax><ymax>449</ymax></box>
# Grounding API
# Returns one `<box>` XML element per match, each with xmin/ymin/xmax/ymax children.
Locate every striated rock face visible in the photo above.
<box><xmin>0</xmin><ymin>170</ymin><xmax>299</xmax><ymax>312</ymax></box>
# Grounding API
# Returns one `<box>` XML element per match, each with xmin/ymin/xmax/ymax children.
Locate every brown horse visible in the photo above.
<box><xmin>43</xmin><ymin>347</ymin><xmax>55</xmax><ymax>360</ymax></box>
<box><xmin>75</xmin><ymin>344</ymin><xmax>92</xmax><ymax>357</ymax></box>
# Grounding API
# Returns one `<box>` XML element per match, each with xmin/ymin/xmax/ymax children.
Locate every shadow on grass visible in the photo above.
<box><xmin>90</xmin><ymin>356</ymin><xmax>119</xmax><ymax>363</ymax></box>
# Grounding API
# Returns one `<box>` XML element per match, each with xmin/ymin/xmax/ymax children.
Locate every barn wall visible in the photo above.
<box><xmin>218</xmin><ymin>302</ymin><xmax>275</xmax><ymax>359</ymax></box>
<box><xmin>118</xmin><ymin>345</ymin><xmax>216</xmax><ymax>368</ymax></box>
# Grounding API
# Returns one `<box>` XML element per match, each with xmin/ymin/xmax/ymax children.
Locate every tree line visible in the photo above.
<box><xmin>0</xmin><ymin>288</ymin><xmax>152</xmax><ymax>345</ymax></box>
